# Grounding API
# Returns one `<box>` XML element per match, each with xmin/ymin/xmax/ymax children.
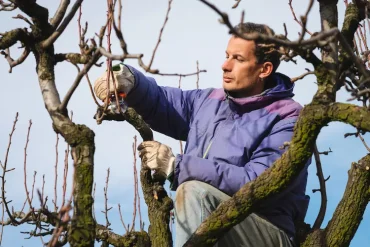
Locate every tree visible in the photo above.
<box><xmin>0</xmin><ymin>0</ymin><xmax>369</xmax><ymax>246</ymax></box>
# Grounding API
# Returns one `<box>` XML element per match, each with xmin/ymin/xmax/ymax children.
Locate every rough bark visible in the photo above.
<box><xmin>96</xmin><ymin>224</ymin><xmax>151</xmax><ymax>247</ymax></box>
<box><xmin>302</xmin><ymin>154</ymin><xmax>370</xmax><ymax>247</ymax></box>
<box><xmin>12</xmin><ymin>1</ymin><xmax>97</xmax><ymax>246</ymax></box>
<box><xmin>33</xmin><ymin>44</ymin><xmax>96</xmax><ymax>246</ymax></box>
<box><xmin>123</xmin><ymin>109</ymin><xmax>173</xmax><ymax>247</ymax></box>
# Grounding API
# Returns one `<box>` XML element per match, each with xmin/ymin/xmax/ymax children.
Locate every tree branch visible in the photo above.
<box><xmin>41</xmin><ymin>0</ymin><xmax>84</xmax><ymax>49</ymax></box>
<box><xmin>199</xmin><ymin>0</ymin><xmax>339</xmax><ymax>49</ymax></box>
<box><xmin>95</xmin><ymin>224</ymin><xmax>150</xmax><ymax>247</ymax></box>
<box><xmin>302</xmin><ymin>154</ymin><xmax>370</xmax><ymax>246</ymax></box>
<box><xmin>50</xmin><ymin>0</ymin><xmax>71</xmax><ymax>28</ymax></box>
<box><xmin>0</xmin><ymin>28</ymin><xmax>27</xmax><ymax>50</ymax></box>
<box><xmin>147</xmin><ymin>0</ymin><xmax>173</xmax><ymax>71</ymax></box>
<box><xmin>59</xmin><ymin>51</ymin><xmax>101</xmax><ymax>111</ymax></box>
<box><xmin>54</xmin><ymin>53</ymin><xmax>92</xmax><ymax>65</ymax></box>
<box><xmin>312</xmin><ymin>144</ymin><xmax>328</xmax><ymax>230</ymax></box>
<box><xmin>184</xmin><ymin>101</ymin><xmax>370</xmax><ymax>246</ymax></box>
<box><xmin>1</xmin><ymin>47</ymin><xmax>30</xmax><ymax>72</ymax></box>
<box><xmin>12</xmin><ymin>0</ymin><xmax>49</xmax><ymax>26</ymax></box>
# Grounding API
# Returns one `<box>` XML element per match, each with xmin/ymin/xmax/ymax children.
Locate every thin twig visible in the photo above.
<box><xmin>158</xmin><ymin>70</ymin><xmax>207</xmax><ymax>77</ymax></box>
<box><xmin>103</xmin><ymin>168</ymin><xmax>111</xmax><ymax>228</ymax></box>
<box><xmin>232</xmin><ymin>0</ymin><xmax>242</xmax><ymax>9</ymax></box>
<box><xmin>288</xmin><ymin>0</ymin><xmax>313</xmax><ymax>36</ymax></box>
<box><xmin>61</xmin><ymin>143</ymin><xmax>69</xmax><ymax>208</ymax></box>
<box><xmin>92</xmin><ymin>182</ymin><xmax>96</xmax><ymax>221</ymax></box>
<box><xmin>59</xmin><ymin>51</ymin><xmax>102</xmax><ymax>111</ymax></box>
<box><xmin>50</xmin><ymin>0</ymin><xmax>71</xmax><ymax>28</ymax></box>
<box><xmin>112</xmin><ymin>0</ymin><xmax>128</xmax><ymax>54</ymax></box>
<box><xmin>358</xmin><ymin>133</ymin><xmax>370</xmax><ymax>152</ymax></box>
<box><xmin>2</xmin><ymin>113</ymin><xmax>20</xmax><ymax>225</ymax></box>
<box><xmin>131</xmin><ymin>136</ymin><xmax>138</xmax><ymax>232</ymax></box>
<box><xmin>312</xmin><ymin>144</ymin><xmax>328</xmax><ymax>230</ymax></box>
<box><xmin>54</xmin><ymin>134</ymin><xmax>59</xmax><ymax>212</ymax></box>
<box><xmin>30</xmin><ymin>171</ymin><xmax>37</xmax><ymax>208</ymax></box>
<box><xmin>85</xmin><ymin>73</ymin><xmax>101</xmax><ymax>107</ymax></box>
<box><xmin>147</xmin><ymin>0</ymin><xmax>173</xmax><ymax>70</ymax></box>
<box><xmin>118</xmin><ymin>204</ymin><xmax>129</xmax><ymax>233</ymax></box>
<box><xmin>41</xmin><ymin>175</ymin><xmax>45</xmax><ymax>207</ymax></box>
<box><xmin>95</xmin><ymin>0</ymin><xmax>114</xmax><ymax>123</ymax></box>
<box><xmin>200</xmin><ymin>0</ymin><xmax>336</xmax><ymax>49</ymax></box>
<box><xmin>291</xmin><ymin>71</ymin><xmax>314</xmax><ymax>83</ymax></box>
<box><xmin>196</xmin><ymin>61</ymin><xmax>200</xmax><ymax>89</ymax></box>
<box><xmin>98</xmin><ymin>47</ymin><xmax>207</xmax><ymax>76</ymax></box>
<box><xmin>42</xmin><ymin>0</ymin><xmax>84</xmax><ymax>48</ymax></box>
<box><xmin>0</xmin><ymin>47</ymin><xmax>30</xmax><ymax>73</ymax></box>
<box><xmin>23</xmin><ymin>120</ymin><xmax>33</xmax><ymax>210</ymax></box>
<box><xmin>359</xmin><ymin>23</ymin><xmax>369</xmax><ymax>51</ymax></box>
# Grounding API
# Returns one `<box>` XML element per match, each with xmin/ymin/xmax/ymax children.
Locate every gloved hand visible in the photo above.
<box><xmin>138</xmin><ymin>141</ymin><xmax>175</xmax><ymax>179</ymax></box>
<box><xmin>93</xmin><ymin>63</ymin><xmax>135</xmax><ymax>102</ymax></box>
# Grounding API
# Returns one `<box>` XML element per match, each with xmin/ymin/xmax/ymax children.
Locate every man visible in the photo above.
<box><xmin>94</xmin><ymin>22</ymin><xmax>310</xmax><ymax>247</ymax></box>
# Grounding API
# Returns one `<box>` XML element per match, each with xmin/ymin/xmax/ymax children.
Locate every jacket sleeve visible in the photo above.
<box><xmin>171</xmin><ymin>118</ymin><xmax>303</xmax><ymax>196</ymax></box>
<box><xmin>124</xmin><ymin>65</ymin><xmax>211</xmax><ymax>141</ymax></box>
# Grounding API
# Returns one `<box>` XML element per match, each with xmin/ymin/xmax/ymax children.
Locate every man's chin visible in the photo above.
<box><xmin>223</xmin><ymin>83</ymin><xmax>235</xmax><ymax>91</ymax></box>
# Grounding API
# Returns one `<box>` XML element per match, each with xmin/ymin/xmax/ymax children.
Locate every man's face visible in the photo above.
<box><xmin>222</xmin><ymin>36</ymin><xmax>264</xmax><ymax>98</ymax></box>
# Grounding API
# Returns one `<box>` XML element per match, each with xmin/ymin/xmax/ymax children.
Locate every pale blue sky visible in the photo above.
<box><xmin>0</xmin><ymin>0</ymin><xmax>369</xmax><ymax>246</ymax></box>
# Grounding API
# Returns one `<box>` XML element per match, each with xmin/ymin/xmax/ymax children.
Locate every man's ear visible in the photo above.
<box><xmin>259</xmin><ymin>62</ymin><xmax>273</xmax><ymax>79</ymax></box>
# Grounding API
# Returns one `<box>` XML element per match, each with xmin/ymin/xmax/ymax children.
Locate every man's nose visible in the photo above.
<box><xmin>222</xmin><ymin>59</ymin><xmax>232</xmax><ymax>72</ymax></box>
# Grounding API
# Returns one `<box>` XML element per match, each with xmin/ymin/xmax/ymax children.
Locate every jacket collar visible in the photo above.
<box><xmin>223</xmin><ymin>73</ymin><xmax>294</xmax><ymax>113</ymax></box>
<box><xmin>224</xmin><ymin>72</ymin><xmax>294</xmax><ymax>106</ymax></box>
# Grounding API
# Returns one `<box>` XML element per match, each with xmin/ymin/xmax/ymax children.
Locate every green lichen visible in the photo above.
<box><xmin>0</xmin><ymin>29</ymin><xmax>25</xmax><ymax>50</ymax></box>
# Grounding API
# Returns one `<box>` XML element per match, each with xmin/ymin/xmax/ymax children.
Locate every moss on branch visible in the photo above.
<box><xmin>0</xmin><ymin>28</ymin><xmax>28</xmax><ymax>50</ymax></box>
<box><xmin>184</xmin><ymin>101</ymin><xmax>370</xmax><ymax>246</ymax></box>
<box><xmin>96</xmin><ymin>225</ymin><xmax>150</xmax><ymax>247</ymax></box>
<box><xmin>302</xmin><ymin>154</ymin><xmax>370</xmax><ymax>247</ymax></box>
<box><xmin>55</xmin><ymin>53</ymin><xmax>92</xmax><ymax>65</ymax></box>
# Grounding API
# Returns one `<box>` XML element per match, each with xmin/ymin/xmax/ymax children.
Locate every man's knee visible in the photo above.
<box><xmin>175</xmin><ymin>181</ymin><xmax>204</xmax><ymax>212</ymax></box>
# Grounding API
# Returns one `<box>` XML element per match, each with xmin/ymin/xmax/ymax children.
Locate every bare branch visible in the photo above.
<box><xmin>1</xmin><ymin>113</ymin><xmax>20</xmax><ymax>225</ymax></box>
<box><xmin>147</xmin><ymin>0</ymin><xmax>173</xmax><ymax>70</ymax></box>
<box><xmin>288</xmin><ymin>0</ymin><xmax>313</xmax><ymax>36</ymax></box>
<box><xmin>291</xmin><ymin>70</ymin><xmax>314</xmax><ymax>83</ymax></box>
<box><xmin>50</xmin><ymin>0</ymin><xmax>71</xmax><ymax>28</ymax></box>
<box><xmin>200</xmin><ymin>0</ymin><xmax>338</xmax><ymax>48</ymax></box>
<box><xmin>112</xmin><ymin>0</ymin><xmax>127</xmax><ymax>55</ymax></box>
<box><xmin>338</xmin><ymin>31</ymin><xmax>370</xmax><ymax>78</ymax></box>
<box><xmin>41</xmin><ymin>0</ymin><xmax>84</xmax><ymax>49</ymax></box>
<box><xmin>59</xmin><ymin>51</ymin><xmax>101</xmax><ymax>111</ymax></box>
<box><xmin>232</xmin><ymin>0</ymin><xmax>242</xmax><ymax>9</ymax></box>
<box><xmin>312</xmin><ymin>144</ymin><xmax>328</xmax><ymax>230</ymax></box>
<box><xmin>95</xmin><ymin>224</ymin><xmax>150</xmax><ymax>246</ymax></box>
<box><xmin>103</xmin><ymin>168</ymin><xmax>111</xmax><ymax>229</ymax></box>
<box><xmin>0</xmin><ymin>28</ymin><xmax>27</xmax><ymax>50</ymax></box>
<box><xmin>85</xmin><ymin>73</ymin><xmax>102</xmax><ymax>107</ymax></box>
<box><xmin>62</xmin><ymin>144</ymin><xmax>70</xmax><ymax>208</ymax></box>
<box><xmin>54</xmin><ymin>134</ymin><xmax>59</xmax><ymax>212</ymax></box>
<box><xmin>54</xmin><ymin>53</ymin><xmax>92</xmax><ymax>65</ymax></box>
<box><xmin>131</xmin><ymin>136</ymin><xmax>138</xmax><ymax>232</ymax></box>
<box><xmin>0</xmin><ymin>47</ymin><xmax>30</xmax><ymax>73</ymax></box>
<box><xmin>0</xmin><ymin>0</ymin><xmax>16</xmax><ymax>11</ymax></box>
<box><xmin>196</xmin><ymin>60</ymin><xmax>200</xmax><ymax>89</ymax></box>
<box><xmin>12</xmin><ymin>14</ymin><xmax>32</xmax><ymax>26</ymax></box>
<box><xmin>358</xmin><ymin>133</ymin><xmax>370</xmax><ymax>152</ymax></box>
<box><xmin>98</xmin><ymin>48</ymin><xmax>207</xmax><ymax>77</ymax></box>
<box><xmin>118</xmin><ymin>204</ymin><xmax>128</xmax><ymax>233</ymax></box>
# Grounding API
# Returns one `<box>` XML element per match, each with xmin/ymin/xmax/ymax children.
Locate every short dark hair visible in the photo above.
<box><xmin>234</xmin><ymin>22</ymin><xmax>281</xmax><ymax>72</ymax></box>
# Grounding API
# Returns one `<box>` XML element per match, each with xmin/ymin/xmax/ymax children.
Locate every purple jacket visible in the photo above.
<box><xmin>125</xmin><ymin>66</ymin><xmax>310</xmax><ymax>238</ymax></box>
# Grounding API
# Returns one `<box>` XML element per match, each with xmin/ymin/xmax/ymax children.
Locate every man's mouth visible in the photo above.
<box><xmin>223</xmin><ymin>76</ymin><xmax>233</xmax><ymax>83</ymax></box>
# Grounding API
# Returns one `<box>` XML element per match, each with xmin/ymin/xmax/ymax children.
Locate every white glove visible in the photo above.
<box><xmin>138</xmin><ymin>141</ymin><xmax>175</xmax><ymax>179</ymax></box>
<box><xmin>93</xmin><ymin>63</ymin><xmax>135</xmax><ymax>101</ymax></box>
